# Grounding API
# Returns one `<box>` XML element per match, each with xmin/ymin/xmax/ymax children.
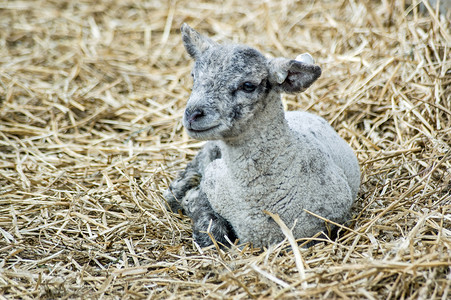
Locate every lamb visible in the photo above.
<box><xmin>164</xmin><ymin>24</ymin><xmax>360</xmax><ymax>248</ymax></box>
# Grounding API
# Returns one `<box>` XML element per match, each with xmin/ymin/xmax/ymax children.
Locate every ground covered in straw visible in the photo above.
<box><xmin>0</xmin><ymin>0</ymin><xmax>450</xmax><ymax>299</ymax></box>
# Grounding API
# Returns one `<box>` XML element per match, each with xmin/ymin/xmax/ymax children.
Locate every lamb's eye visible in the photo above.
<box><xmin>241</xmin><ymin>82</ymin><xmax>257</xmax><ymax>93</ymax></box>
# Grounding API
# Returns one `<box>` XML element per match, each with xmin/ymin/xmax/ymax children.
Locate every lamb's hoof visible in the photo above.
<box><xmin>192</xmin><ymin>212</ymin><xmax>237</xmax><ymax>249</ymax></box>
<box><xmin>163</xmin><ymin>188</ymin><xmax>185</xmax><ymax>214</ymax></box>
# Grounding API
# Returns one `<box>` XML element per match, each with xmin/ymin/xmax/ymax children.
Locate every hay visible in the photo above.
<box><xmin>0</xmin><ymin>0</ymin><xmax>449</xmax><ymax>298</ymax></box>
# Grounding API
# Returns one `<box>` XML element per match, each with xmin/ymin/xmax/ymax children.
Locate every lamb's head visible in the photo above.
<box><xmin>181</xmin><ymin>24</ymin><xmax>321</xmax><ymax>141</ymax></box>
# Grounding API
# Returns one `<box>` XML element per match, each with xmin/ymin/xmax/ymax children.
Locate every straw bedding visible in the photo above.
<box><xmin>0</xmin><ymin>0</ymin><xmax>449</xmax><ymax>299</ymax></box>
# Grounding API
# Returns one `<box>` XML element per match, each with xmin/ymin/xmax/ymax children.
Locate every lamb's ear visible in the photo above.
<box><xmin>181</xmin><ymin>23</ymin><xmax>217</xmax><ymax>60</ymax></box>
<box><xmin>268</xmin><ymin>53</ymin><xmax>321</xmax><ymax>94</ymax></box>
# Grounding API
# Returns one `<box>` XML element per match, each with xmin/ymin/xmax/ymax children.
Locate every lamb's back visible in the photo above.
<box><xmin>285</xmin><ymin>111</ymin><xmax>360</xmax><ymax>200</ymax></box>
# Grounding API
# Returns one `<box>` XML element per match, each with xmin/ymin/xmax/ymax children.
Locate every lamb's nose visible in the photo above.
<box><xmin>185</xmin><ymin>108</ymin><xmax>205</xmax><ymax>124</ymax></box>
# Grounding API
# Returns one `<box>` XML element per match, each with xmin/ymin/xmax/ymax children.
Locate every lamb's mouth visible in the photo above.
<box><xmin>187</xmin><ymin>125</ymin><xmax>220</xmax><ymax>133</ymax></box>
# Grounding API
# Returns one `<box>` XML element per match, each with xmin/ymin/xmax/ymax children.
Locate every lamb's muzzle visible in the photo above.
<box><xmin>183</xmin><ymin>99</ymin><xmax>222</xmax><ymax>137</ymax></box>
<box><xmin>184</xmin><ymin>108</ymin><xmax>207</xmax><ymax>130</ymax></box>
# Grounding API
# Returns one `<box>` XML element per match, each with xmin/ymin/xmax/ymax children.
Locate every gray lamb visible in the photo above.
<box><xmin>164</xmin><ymin>24</ymin><xmax>360</xmax><ymax>248</ymax></box>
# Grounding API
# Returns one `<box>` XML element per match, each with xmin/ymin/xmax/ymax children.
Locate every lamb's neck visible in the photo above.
<box><xmin>220</xmin><ymin>100</ymin><xmax>293</xmax><ymax>183</ymax></box>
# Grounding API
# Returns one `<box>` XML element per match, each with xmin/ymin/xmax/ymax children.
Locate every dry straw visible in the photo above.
<box><xmin>0</xmin><ymin>0</ymin><xmax>450</xmax><ymax>299</ymax></box>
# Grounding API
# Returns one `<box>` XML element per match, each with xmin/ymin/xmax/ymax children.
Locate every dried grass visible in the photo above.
<box><xmin>0</xmin><ymin>0</ymin><xmax>450</xmax><ymax>299</ymax></box>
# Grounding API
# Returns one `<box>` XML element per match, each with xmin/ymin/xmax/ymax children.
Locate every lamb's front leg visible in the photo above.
<box><xmin>163</xmin><ymin>142</ymin><xmax>236</xmax><ymax>247</ymax></box>
<box><xmin>163</xmin><ymin>168</ymin><xmax>201</xmax><ymax>214</ymax></box>
<box><xmin>163</xmin><ymin>141</ymin><xmax>221</xmax><ymax>214</ymax></box>
<box><xmin>183</xmin><ymin>187</ymin><xmax>237</xmax><ymax>248</ymax></box>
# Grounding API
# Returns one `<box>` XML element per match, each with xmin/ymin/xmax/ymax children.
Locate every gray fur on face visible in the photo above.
<box><xmin>164</xmin><ymin>24</ymin><xmax>360</xmax><ymax>248</ymax></box>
